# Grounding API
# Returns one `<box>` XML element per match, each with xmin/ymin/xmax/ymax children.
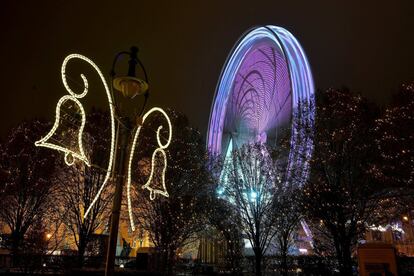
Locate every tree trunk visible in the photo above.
<box><xmin>159</xmin><ymin>248</ymin><xmax>167</xmax><ymax>273</ymax></box>
<box><xmin>339</xmin><ymin>244</ymin><xmax>353</xmax><ymax>276</ymax></box>
<box><xmin>11</xmin><ymin>231</ymin><xmax>23</xmax><ymax>267</ymax></box>
<box><xmin>158</xmin><ymin>246</ymin><xmax>175</xmax><ymax>275</ymax></box>
<box><xmin>254</xmin><ymin>248</ymin><xmax>262</xmax><ymax>276</ymax></box>
<box><xmin>166</xmin><ymin>246</ymin><xmax>176</xmax><ymax>276</ymax></box>
<box><xmin>334</xmin><ymin>237</ymin><xmax>353</xmax><ymax>276</ymax></box>
<box><xmin>11</xmin><ymin>232</ymin><xmax>21</xmax><ymax>254</ymax></box>
<box><xmin>77</xmin><ymin>239</ymin><xmax>87</xmax><ymax>268</ymax></box>
<box><xmin>228</xmin><ymin>240</ymin><xmax>242</xmax><ymax>274</ymax></box>
<box><xmin>280</xmin><ymin>251</ymin><xmax>288</xmax><ymax>276</ymax></box>
<box><xmin>279</xmin><ymin>235</ymin><xmax>289</xmax><ymax>276</ymax></box>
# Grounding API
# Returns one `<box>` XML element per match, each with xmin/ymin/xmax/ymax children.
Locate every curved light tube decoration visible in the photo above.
<box><xmin>35</xmin><ymin>54</ymin><xmax>117</xmax><ymax>220</ymax></box>
<box><xmin>35</xmin><ymin>54</ymin><xmax>172</xmax><ymax>231</ymax></box>
<box><xmin>127</xmin><ymin>107</ymin><xmax>172</xmax><ymax>231</ymax></box>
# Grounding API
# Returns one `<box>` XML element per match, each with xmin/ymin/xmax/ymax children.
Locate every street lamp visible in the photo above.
<box><xmin>112</xmin><ymin>46</ymin><xmax>149</xmax><ymax>99</ymax></box>
<box><xmin>35</xmin><ymin>48</ymin><xmax>172</xmax><ymax>276</ymax></box>
<box><xmin>105</xmin><ymin>46</ymin><xmax>149</xmax><ymax>276</ymax></box>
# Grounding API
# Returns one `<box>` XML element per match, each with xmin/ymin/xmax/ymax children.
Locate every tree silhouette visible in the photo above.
<box><xmin>0</xmin><ymin>120</ymin><xmax>58</xmax><ymax>261</ymax></box>
<box><xmin>274</xmin><ymin>185</ymin><xmax>303</xmax><ymax>276</ymax></box>
<box><xmin>375</xmin><ymin>83</ymin><xmax>414</xmax><ymax>212</ymax></box>
<box><xmin>54</xmin><ymin>110</ymin><xmax>113</xmax><ymax>266</ymax></box>
<box><xmin>220</xmin><ymin>143</ymin><xmax>284</xmax><ymax>276</ymax></box>
<box><xmin>130</xmin><ymin>110</ymin><xmax>213</xmax><ymax>274</ymax></box>
<box><xmin>302</xmin><ymin>88</ymin><xmax>382</xmax><ymax>276</ymax></box>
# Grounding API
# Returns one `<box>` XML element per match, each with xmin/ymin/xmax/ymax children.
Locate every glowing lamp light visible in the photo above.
<box><xmin>299</xmin><ymin>248</ymin><xmax>308</xmax><ymax>254</ymax></box>
<box><xmin>403</xmin><ymin>216</ymin><xmax>409</xmax><ymax>221</ymax></box>
<box><xmin>113</xmin><ymin>76</ymin><xmax>148</xmax><ymax>99</ymax></box>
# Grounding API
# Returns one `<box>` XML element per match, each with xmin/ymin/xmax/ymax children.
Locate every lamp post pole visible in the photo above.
<box><xmin>105</xmin><ymin>117</ymin><xmax>131</xmax><ymax>276</ymax></box>
<box><xmin>105</xmin><ymin>46</ymin><xmax>149</xmax><ymax>276</ymax></box>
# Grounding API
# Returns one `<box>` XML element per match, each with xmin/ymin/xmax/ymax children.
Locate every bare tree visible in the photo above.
<box><xmin>131</xmin><ymin>110</ymin><xmax>213</xmax><ymax>275</ymax></box>
<box><xmin>55</xmin><ymin>162</ymin><xmax>112</xmax><ymax>265</ymax></box>
<box><xmin>208</xmin><ymin>196</ymin><xmax>244</xmax><ymax>274</ymax></box>
<box><xmin>54</xmin><ymin>110</ymin><xmax>113</xmax><ymax>266</ymax></box>
<box><xmin>220</xmin><ymin>143</ymin><xmax>282</xmax><ymax>276</ymax></box>
<box><xmin>301</xmin><ymin>88</ymin><xmax>382</xmax><ymax>276</ymax></box>
<box><xmin>0</xmin><ymin>120</ymin><xmax>58</xmax><ymax>261</ymax></box>
<box><xmin>266</xmin><ymin>123</ymin><xmax>307</xmax><ymax>276</ymax></box>
<box><xmin>273</xmin><ymin>186</ymin><xmax>302</xmax><ymax>276</ymax></box>
<box><xmin>374</xmin><ymin>83</ymin><xmax>414</xmax><ymax>210</ymax></box>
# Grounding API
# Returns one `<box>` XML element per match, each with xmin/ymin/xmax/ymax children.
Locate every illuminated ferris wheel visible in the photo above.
<box><xmin>207</xmin><ymin>25</ymin><xmax>315</xmax><ymax>185</ymax></box>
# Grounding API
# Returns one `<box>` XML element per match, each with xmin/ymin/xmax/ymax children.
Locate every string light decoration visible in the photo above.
<box><xmin>369</xmin><ymin>223</ymin><xmax>405</xmax><ymax>234</ymax></box>
<box><xmin>35</xmin><ymin>53</ymin><xmax>173</xmax><ymax>231</ymax></box>
<box><xmin>35</xmin><ymin>54</ymin><xmax>116</xmax><ymax>219</ymax></box>
<box><xmin>127</xmin><ymin>107</ymin><xmax>172</xmax><ymax>231</ymax></box>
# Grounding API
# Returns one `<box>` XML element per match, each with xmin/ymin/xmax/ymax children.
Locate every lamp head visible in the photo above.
<box><xmin>112</xmin><ymin>46</ymin><xmax>149</xmax><ymax>99</ymax></box>
<box><xmin>113</xmin><ymin>76</ymin><xmax>148</xmax><ymax>98</ymax></box>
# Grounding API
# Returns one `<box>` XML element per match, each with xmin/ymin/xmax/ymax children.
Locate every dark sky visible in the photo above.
<box><xmin>1</xmin><ymin>1</ymin><xmax>413</xmax><ymax>138</ymax></box>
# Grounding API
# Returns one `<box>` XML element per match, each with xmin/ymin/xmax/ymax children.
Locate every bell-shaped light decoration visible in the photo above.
<box><xmin>35</xmin><ymin>96</ymin><xmax>90</xmax><ymax>167</ymax></box>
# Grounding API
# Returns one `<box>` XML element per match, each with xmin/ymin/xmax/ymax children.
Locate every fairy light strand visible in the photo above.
<box><xmin>369</xmin><ymin>223</ymin><xmax>404</xmax><ymax>233</ymax></box>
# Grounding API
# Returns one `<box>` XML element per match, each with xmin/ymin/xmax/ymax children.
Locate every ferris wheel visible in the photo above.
<box><xmin>207</xmin><ymin>25</ymin><xmax>315</xmax><ymax>185</ymax></box>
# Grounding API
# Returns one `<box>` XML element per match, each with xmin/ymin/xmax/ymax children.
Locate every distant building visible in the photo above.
<box><xmin>366</xmin><ymin>214</ymin><xmax>414</xmax><ymax>256</ymax></box>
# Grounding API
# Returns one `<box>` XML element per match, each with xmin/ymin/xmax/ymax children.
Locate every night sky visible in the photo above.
<box><xmin>1</xmin><ymin>1</ymin><xmax>413</xmax><ymax>139</ymax></box>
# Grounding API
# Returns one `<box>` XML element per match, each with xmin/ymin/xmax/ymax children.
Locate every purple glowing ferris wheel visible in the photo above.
<box><xmin>207</xmin><ymin>25</ymin><xmax>315</xmax><ymax>185</ymax></box>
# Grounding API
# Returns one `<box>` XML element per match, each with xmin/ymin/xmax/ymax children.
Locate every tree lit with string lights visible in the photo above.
<box><xmin>53</xmin><ymin>110</ymin><xmax>114</xmax><ymax>266</ymax></box>
<box><xmin>301</xmin><ymin>88</ymin><xmax>384</xmax><ymax>276</ymax></box>
<box><xmin>129</xmin><ymin>109</ymin><xmax>214</xmax><ymax>274</ymax></box>
<box><xmin>0</xmin><ymin>120</ymin><xmax>58</xmax><ymax>265</ymax></box>
<box><xmin>375</xmin><ymin>83</ymin><xmax>414</xmax><ymax>189</ymax></box>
